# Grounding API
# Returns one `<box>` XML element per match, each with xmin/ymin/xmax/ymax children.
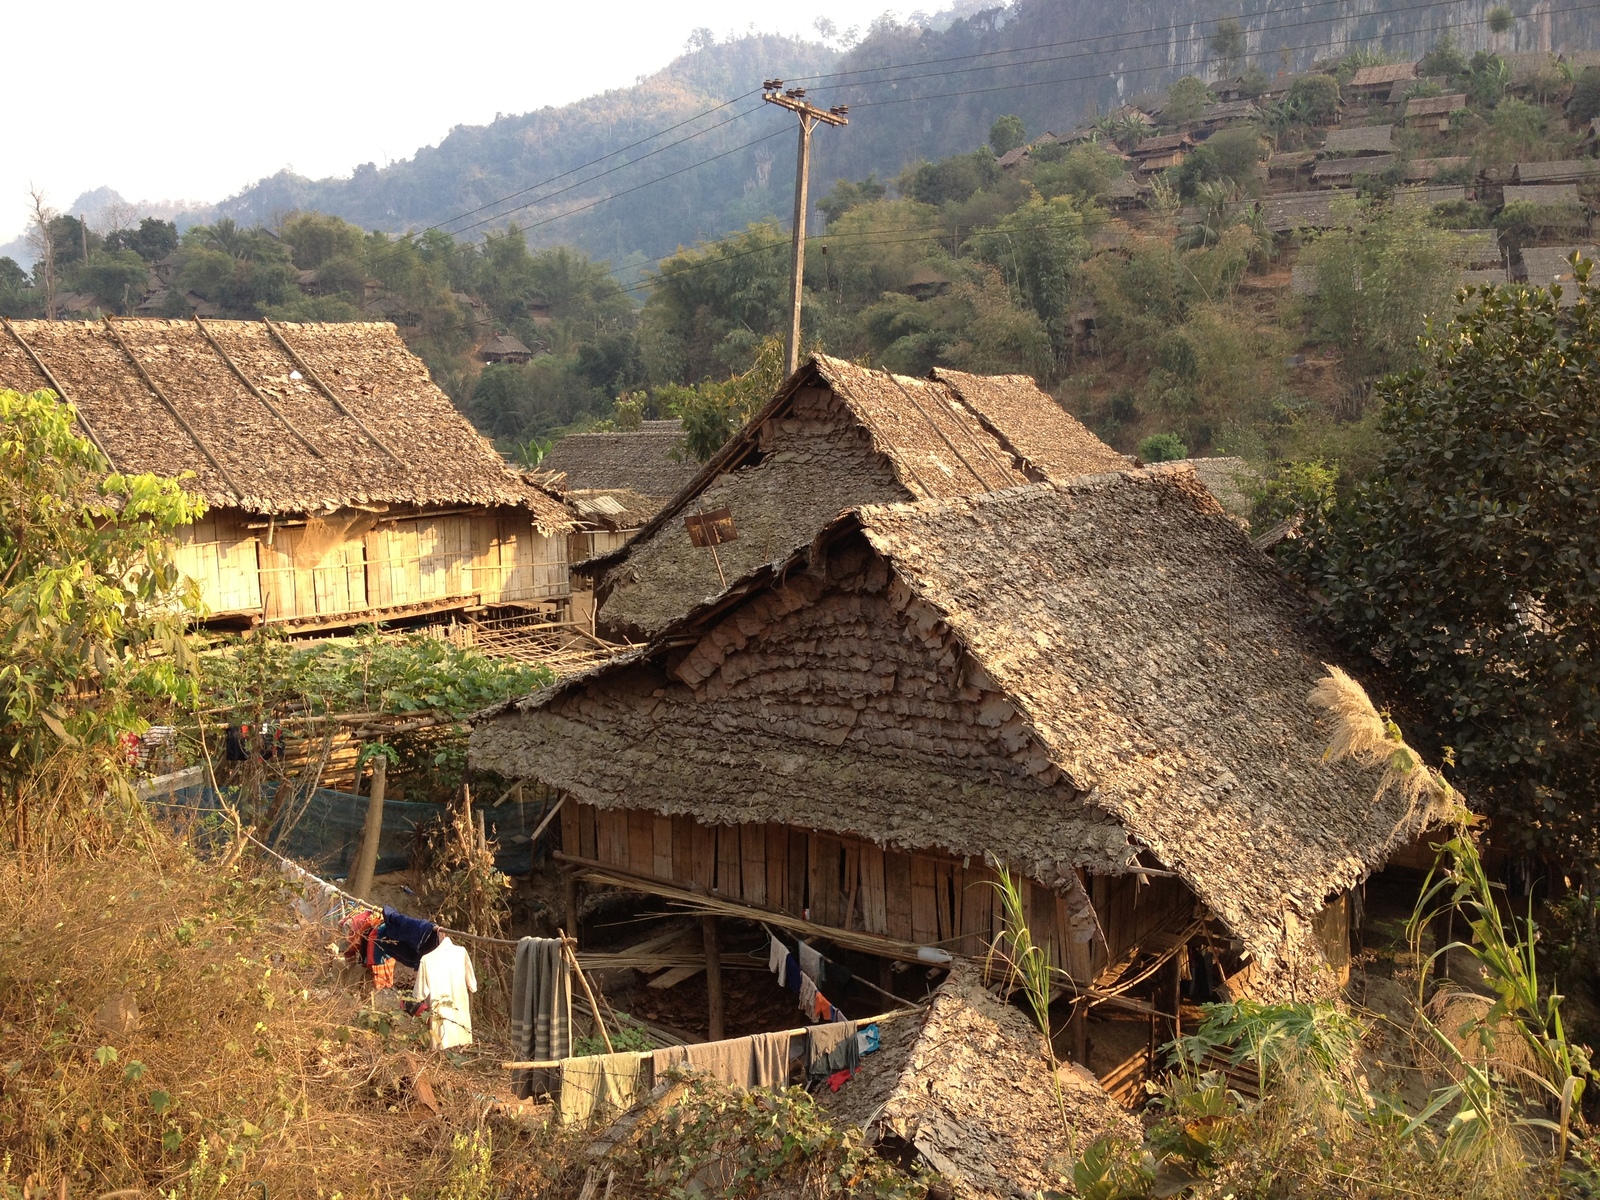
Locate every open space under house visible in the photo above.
<box><xmin>468</xmin><ymin>355</ymin><xmax>1439</xmax><ymax>1165</ymax></box>
<box><xmin>0</xmin><ymin>317</ymin><xmax>574</xmax><ymax>633</ymax></box>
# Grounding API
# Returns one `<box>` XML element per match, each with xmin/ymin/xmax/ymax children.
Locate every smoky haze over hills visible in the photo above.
<box><xmin>17</xmin><ymin>0</ymin><xmax>1596</xmax><ymax>271</ymax></box>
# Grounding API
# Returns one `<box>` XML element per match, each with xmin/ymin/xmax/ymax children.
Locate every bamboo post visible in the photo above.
<box><xmin>702</xmin><ymin>915</ymin><xmax>725</xmax><ymax>1041</ymax></box>
<box><xmin>564</xmin><ymin>871</ymin><xmax>581</xmax><ymax>944</ymax></box>
<box><xmin>348</xmin><ymin>752</ymin><xmax>387</xmax><ymax>899</ymax></box>
<box><xmin>562</xmin><ymin>933</ymin><xmax>614</xmax><ymax>1055</ymax></box>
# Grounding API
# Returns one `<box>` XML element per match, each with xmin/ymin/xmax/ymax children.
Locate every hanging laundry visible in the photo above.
<box><xmin>798</xmin><ymin>973</ymin><xmax>819</xmax><ymax>1019</ymax></box>
<box><xmin>828</xmin><ymin>1003</ymin><xmax>846</xmax><ymax>1023</ymax></box>
<box><xmin>856</xmin><ymin>1023</ymin><xmax>881</xmax><ymax>1055</ymax></box>
<box><xmin>377</xmin><ymin>906</ymin><xmax>441</xmax><ymax>969</ymax></box>
<box><xmin>812</xmin><ymin>989</ymin><xmax>831</xmax><ymax>1023</ymax></box>
<box><xmin>767</xmin><ymin>932</ymin><xmax>787</xmax><ymax>975</ymax></box>
<box><xmin>807</xmin><ymin>1020</ymin><xmax>861</xmax><ymax>1079</ymax></box>
<box><xmin>558</xmin><ymin>1051</ymin><xmax>645</xmax><ymax>1124</ymax></box>
<box><xmin>372</xmin><ymin>960</ymin><xmax>395</xmax><ymax>990</ymax></box>
<box><xmin>783</xmin><ymin>952</ymin><xmax>801</xmax><ymax>993</ymax></box>
<box><xmin>510</xmin><ymin>937</ymin><xmax>572</xmax><ymax>1099</ymax></box>
<box><xmin>797</xmin><ymin>939</ymin><xmax>824</xmax><ymax>984</ymax></box>
<box><xmin>342</xmin><ymin>910</ymin><xmax>381</xmax><ymax>963</ymax></box>
<box><xmin>652</xmin><ymin>1033</ymin><xmax>795</xmax><ymax>1092</ymax></box>
<box><xmin>225</xmin><ymin>725</ymin><xmax>249</xmax><ymax>761</ymax></box>
<box><xmin>828</xmin><ymin>1067</ymin><xmax>855</xmax><ymax>1092</ymax></box>
<box><xmin>414</xmin><ymin>936</ymin><xmax>477</xmax><ymax>1049</ymax></box>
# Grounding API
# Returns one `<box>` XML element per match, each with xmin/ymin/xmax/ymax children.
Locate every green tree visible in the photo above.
<box><xmin>69</xmin><ymin>249</ymin><xmax>151</xmax><ymax>315</ymax></box>
<box><xmin>1285</xmin><ymin>74</ymin><xmax>1341</xmax><ymax>125</ymax></box>
<box><xmin>968</xmin><ymin>195</ymin><xmax>1088</xmax><ymax>357</ymax></box>
<box><xmin>989</xmin><ymin>114</ymin><xmax>1026</xmax><ymax>155</ymax></box>
<box><xmin>1487</xmin><ymin>4</ymin><xmax>1514</xmax><ymax>36</ymax></box>
<box><xmin>1568</xmin><ymin>66</ymin><xmax>1600</xmax><ymax>121</ymax></box>
<box><xmin>174</xmin><ymin>219</ymin><xmax>298</xmax><ymax>315</ymax></box>
<box><xmin>0</xmin><ymin>390</ymin><xmax>204</xmax><ymax>850</ymax></box>
<box><xmin>1138</xmin><ymin>432</ymin><xmax>1189</xmax><ymax>461</ymax></box>
<box><xmin>1287</xmin><ymin>262</ymin><xmax>1600</xmax><ymax>865</ymax></box>
<box><xmin>639</xmin><ymin>223</ymin><xmax>789</xmax><ymax>383</ymax></box>
<box><xmin>897</xmin><ymin>150</ymin><xmax>1002</xmax><ymax>207</ymax></box>
<box><xmin>1209</xmin><ymin>17</ymin><xmax>1247</xmax><ymax>80</ymax></box>
<box><xmin>816</xmin><ymin>175</ymin><xmax>887</xmax><ymax>225</ymax></box>
<box><xmin>1302</xmin><ymin>198</ymin><xmax>1468</xmax><ymax>381</ymax></box>
<box><xmin>1163</xmin><ymin>76</ymin><xmax>1214</xmax><ymax>124</ymax></box>
<box><xmin>1030</xmin><ymin>144</ymin><xmax>1127</xmax><ymax>200</ymax></box>
<box><xmin>1418</xmin><ymin>32</ymin><xmax>1468</xmax><ymax>80</ymax></box>
<box><xmin>103</xmin><ymin>218</ymin><xmax>178</xmax><ymax>263</ymax></box>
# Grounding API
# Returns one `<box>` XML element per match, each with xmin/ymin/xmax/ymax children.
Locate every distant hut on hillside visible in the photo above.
<box><xmin>1346</xmin><ymin>63</ymin><xmax>1418</xmax><ymax>101</ymax></box>
<box><xmin>0</xmin><ymin>318</ymin><xmax>573</xmax><ymax>629</ymax></box>
<box><xmin>583</xmin><ymin>354</ymin><xmax>1130</xmax><ymax>641</ymax></box>
<box><xmin>478</xmin><ymin>332</ymin><xmax>535</xmax><ymax>364</ymax></box>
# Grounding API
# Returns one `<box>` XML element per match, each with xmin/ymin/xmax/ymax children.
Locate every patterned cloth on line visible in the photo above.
<box><xmin>768</xmin><ymin>933</ymin><xmax>787</xmax><ymax>974</ymax></box>
<box><xmin>510</xmin><ymin>937</ymin><xmax>571</xmax><ymax>1099</ymax></box>
<box><xmin>559</xmin><ymin>1051</ymin><xmax>645</xmax><ymax>1124</ymax></box>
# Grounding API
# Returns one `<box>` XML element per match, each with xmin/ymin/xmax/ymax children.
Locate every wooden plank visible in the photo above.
<box><xmin>859</xmin><ymin>844</ymin><xmax>888</xmax><ymax>935</ymax></box>
<box><xmin>647</xmin><ymin>964</ymin><xmax>704</xmax><ymax>990</ymax></box>
<box><xmin>740</xmin><ymin>824</ymin><xmax>766</xmax><ymax>906</ymax></box>
<box><xmin>692</xmin><ymin>824</ymin><xmax>717</xmax><ymax>892</ymax></box>
<box><xmin>671</xmin><ymin>815</ymin><xmax>695</xmax><ymax>886</ymax></box>
<box><xmin>597</xmin><ymin>809</ymin><xmax>628</xmax><ymax>868</ymax></box>
<box><xmin>653</xmin><ymin>814</ymin><xmax>674</xmax><ymax>882</ymax></box>
<box><xmin>787</xmin><ymin>830</ymin><xmax>808</xmax><ymax>917</ymax></box>
<box><xmin>765</xmin><ymin>824</ymin><xmax>788</xmax><ymax>914</ymax></box>
<box><xmin>910</xmin><ymin>856</ymin><xmax>939</xmax><ymax>947</ymax></box>
<box><xmin>560</xmin><ymin>799</ymin><xmax>581</xmax><ymax>857</ymax></box>
<box><xmin>1058</xmin><ymin>893</ymin><xmax>1094</xmax><ymax>983</ymax></box>
<box><xmin>627</xmin><ymin>810</ymin><xmax>655</xmax><ymax>877</ymax></box>
<box><xmin>959</xmin><ymin>864</ymin><xmax>994</xmax><ymax>958</ymax></box>
<box><xmin>841</xmin><ymin>841</ymin><xmax>860</xmax><ymax>931</ymax></box>
<box><xmin>716</xmin><ymin>825</ymin><xmax>741</xmax><ymax>897</ymax></box>
<box><xmin>884</xmin><ymin>852</ymin><xmax>914</xmax><ymax>942</ymax></box>
<box><xmin>579</xmin><ymin>804</ymin><xmax>597</xmax><ymax>862</ymax></box>
<box><xmin>810</xmin><ymin>835</ymin><xmax>845</xmax><ymax>928</ymax></box>
<box><xmin>934</xmin><ymin>858</ymin><xmax>957</xmax><ymax>943</ymax></box>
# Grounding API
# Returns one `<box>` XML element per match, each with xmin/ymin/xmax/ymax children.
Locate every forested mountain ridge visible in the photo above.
<box><xmin>202</xmin><ymin>35</ymin><xmax>839</xmax><ymax>270</ymax></box>
<box><xmin>194</xmin><ymin>0</ymin><xmax>1594</xmax><ymax>268</ymax></box>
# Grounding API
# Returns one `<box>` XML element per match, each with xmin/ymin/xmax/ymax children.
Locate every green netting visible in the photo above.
<box><xmin>148</xmin><ymin>783</ymin><xmax>556</xmax><ymax>878</ymax></box>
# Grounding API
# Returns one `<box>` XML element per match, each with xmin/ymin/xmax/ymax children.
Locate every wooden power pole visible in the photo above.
<box><xmin>763</xmin><ymin>81</ymin><xmax>847</xmax><ymax>376</ymax></box>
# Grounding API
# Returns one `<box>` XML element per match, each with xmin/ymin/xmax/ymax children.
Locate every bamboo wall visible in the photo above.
<box><xmin>172</xmin><ymin>507</ymin><xmax>569</xmax><ymax>622</ymax></box>
<box><xmin>560</xmin><ymin>801</ymin><xmax>1195</xmax><ymax>984</ymax></box>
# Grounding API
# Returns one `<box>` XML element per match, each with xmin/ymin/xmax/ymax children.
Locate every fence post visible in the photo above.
<box><xmin>349</xmin><ymin>751</ymin><xmax>387</xmax><ymax>899</ymax></box>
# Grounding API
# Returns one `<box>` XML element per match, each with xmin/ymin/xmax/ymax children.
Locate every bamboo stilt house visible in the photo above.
<box><xmin>471</xmin><ymin>467</ymin><xmax>1442</xmax><ymax>1004</ymax></box>
<box><xmin>0</xmin><ymin>318</ymin><xmax>573</xmax><ymax>629</ymax></box>
<box><xmin>583</xmin><ymin>354</ymin><xmax>1131</xmax><ymax>641</ymax></box>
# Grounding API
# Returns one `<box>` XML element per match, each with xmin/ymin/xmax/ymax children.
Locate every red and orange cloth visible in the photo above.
<box><xmin>341</xmin><ymin>909</ymin><xmax>394</xmax><ymax>989</ymax></box>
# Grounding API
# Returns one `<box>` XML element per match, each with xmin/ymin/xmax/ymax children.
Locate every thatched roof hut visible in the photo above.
<box><xmin>0</xmin><ymin>317</ymin><xmax>573</xmax><ymax>626</ymax></box>
<box><xmin>473</xmin><ymin>467</ymin><xmax>1434</xmax><ymax>986</ymax></box>
<box><xmin>541</xmin><ymin>420</ymin><xmax>698</xmax><ymax>504</ymax></box>
<box><xmin>586</xmin><ymin>354</ymin><xmax>1128</xmax><ymax>640</ymax></box>
<box><xmin>818</xmin><ymin>961</ymin><xmax>1138</xmax><ymax>1198</ymax></box>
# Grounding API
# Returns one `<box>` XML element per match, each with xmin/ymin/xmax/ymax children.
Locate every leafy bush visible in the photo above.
<box><xmin>1286</xmin><ymin>74</ymin><xmax>1341</xmax><ymax>124</ymax></box>
<box><xmin>1139</xmin><ymin>432</ymin><xmax>1189</xmax><ymax>462</ymax></box>
<box><xmin>1568</xmin><ymin>67</ymin><xmax>1600</xmax><ymax>121</ymax></box>
<box><xmin>1289</xmin><ymin>264</ymin><xmax>1600</xmax><ymax>864</ymax></box>
<box><xmin>1419</xmin><ymin>32</ymin><xmax>1469</xmax><ymax>80</ymax></box>
<box><xmin>1163</xmin><ymin>76</ymin><xmax>1214</xmax><ymax>124</ymax></box>
<box><xmin>897</xmin><ymin>149</ymin><xmax>1002</xmax><ymax>207</ymax></box>
<box><xmin>989</xmin><ymin>114</ymin><xmax>1026</xmax><ymax>155</ymax></box>
<box><xmin>0</xmin><ymin>389</ymin><xmax>204</xmax><ymax>850</ymax></box>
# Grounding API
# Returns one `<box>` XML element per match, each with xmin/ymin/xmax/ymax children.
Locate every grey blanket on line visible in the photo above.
<box><xmin>511</xmin><ymin>936</ymin><xmax>572</xmax><ymax>1099</ymax></box>
<box><xmin>652</xmin><ymin>1031</ymin><xmax>795</xmax><ymax>1091</ymax></box>
<box><xmin>807</xmin><ymin>1020</ymin><xmax>860</xmax><ymax>1078</ymax></box>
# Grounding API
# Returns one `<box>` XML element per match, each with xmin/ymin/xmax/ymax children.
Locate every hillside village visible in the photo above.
<box><xmin>3</xmin><ymin>14</ymin><xmax>1600</xmax><ymax>1200</ymax></box>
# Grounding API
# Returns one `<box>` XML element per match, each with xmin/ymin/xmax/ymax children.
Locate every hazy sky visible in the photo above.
<box><xmin>4</xmin><ymin>0</ymin><xmax>916</xmax><ymax>247</ymax></box>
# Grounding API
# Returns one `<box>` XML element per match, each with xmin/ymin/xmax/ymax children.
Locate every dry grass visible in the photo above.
<box><xmin>1309</xmin><ymin>665</ymin><xmax>1462</xmax><ymax>817</ymax></box>
<box><xmin>0</xmin><ymin>826</ymin><xmax>556</xmax><ymax>1199</ymax></box>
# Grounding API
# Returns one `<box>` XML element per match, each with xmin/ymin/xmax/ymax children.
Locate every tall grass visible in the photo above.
<box><xmin>987</xmin><ymin>863</ymin><xmax>1072</xmax><ymax>1135</ymax></box>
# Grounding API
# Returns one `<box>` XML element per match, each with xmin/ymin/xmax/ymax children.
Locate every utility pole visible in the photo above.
<box><xmin>763</xmin><ymin>81</ymin><xmax>847</xmax><ymax>376</ymax></box>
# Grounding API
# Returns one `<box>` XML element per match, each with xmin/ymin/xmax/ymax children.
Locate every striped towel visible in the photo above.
<box><xmin>511</xmin><ymin>937</ymin><xmax>571</xmax><ymax>1099</ymax></box>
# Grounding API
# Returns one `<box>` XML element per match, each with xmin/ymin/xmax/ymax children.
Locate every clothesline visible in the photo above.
<box><xmin>497</xmin><ymin>1004</ymin><xmax>920</xmax><ymax>1070</ymax></box>
<box><xmin>760</xmin><ymin>923</ymin><xmax>911</xmax><ymax>1012</ymax></box>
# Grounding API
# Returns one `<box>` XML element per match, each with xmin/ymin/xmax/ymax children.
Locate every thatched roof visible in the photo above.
<box><xmin>1513</xmin><ymin>160</ymin><xmax>1600</xmax><ymax>184</ymax></box>
<box><xmin>1405</xmin><ymin>93</ymin><xmax>1467</xmax><ymax>118</ymax></box>
<box><xmin>1522</xmin><ymin>246</ymin><xmax>1599</xmax><ymax>304</ymax></box>
<box><xmin>479</xmin><ymin>332</ymin><xmax>533</xmax><ymax>359</ymax></box>
<box><xmin>540</xmin><ymin>421</ymin><xmax>698</xmax><ymax>499</ymax></box>
<box><xmin>1320</xmin><ymin>125</ymin><xmax>1395</xmax><ymax>156</ymax></box>
<box><xmin>0</xmin><ymin>318</ymin><xmax>569</xmax><ymax>528</ymax></box>
<box><xmin>1233</xmin><ymin>190</ymin><xmax>1355</xmax><ymax>231</ymax></box>
<box><xmin>1502</xmin><ymin>183</ymin><xmax>1584</xmax><ymax>208</ymax></box>
<box><xmin>473</xmin><ymin>467</ymin><xmax>1430</xmax><ymax>966</ymax></box>
<box><xmin>563</xmin><ymin>488</ymin><xmax>663</xmax><ymax>530</ymax></box>
<box><xmin>818</xmin><ymin>962</ymin><xmax>1138</xmax><ymax>1199</ymax></box>
<box><xmin>1312</xmin><ymin>155</ymin><xmax>1397</xmax><ymax>182</ymax></box>
<box><xmin>1349</xmin><ymin>63</ymin><xmax>1417</xmax><ymax>87</ymax></box>
<box><xmin>587</xmin><ymin>354</ymin><xmax>1127</xmax><ymax>639</ymax></box>
<box><xmin>1132</xmin><ymin>132</ymin><xmax>1192</xmax><ymax>155</ymax></box>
